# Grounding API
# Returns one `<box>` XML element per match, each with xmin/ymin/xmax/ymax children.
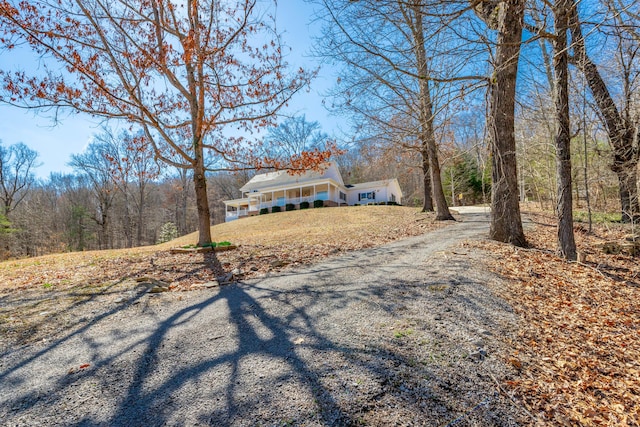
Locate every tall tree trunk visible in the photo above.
<box><xmin>122</xmin><ymin>192</ymin><xmax>133</xmax><ymax>248</ymax></box>
<box><xmin>421</xmin><ymin>146</ymin><xmax>434</xmax><ymax>212</ymax></box>
<box><xmin>553</xmin><ymin>0</ymin><xmax>577</xmax><ymax>260</ymax></box>
<box><xmin>425</xmin><ymin>124</ymin><xmax>454</xmax><ymax>220</ymax></box>
<box><xmin>176</xmin><ymin>169</ymin><xmax>189</xmax><ymax>236</ymax></box>
<box><xmin>568</xmin><ymin>1</ymin><xmax>640</xmax><ymax>223</ymax></box>
<box><xmin>137</xmin><ymin>184</ymin><xmax>145</xmax><ymax>247</ymax></box>
<box><xmin>617</xmin><ymin>166</ymin><xmax>639</xmax><ymax>222</ymax></box>
<box><xmin>582</xmin><ymin>92</ymin><xmax>593</xmax><ymax>233</ymax></box>
<box><xmin>193</xmin><ymin>141</ymin><xmax>212</xmax><ymax>246</ymax></box>
<box><xmin>487</xmin><ymin>0</ymin><xmax>526</xmax><ymax>246</ymax></box>
<box><xmin>412</xmin><ymin>3</ymin><xmax>453</xmax><ymax>221</ymax></box>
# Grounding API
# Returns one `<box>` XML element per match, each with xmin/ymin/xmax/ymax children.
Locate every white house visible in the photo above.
<box><xmin>223</xmin><ymin>162</ymin><xmax>403</xmax><ymax>221</ymax></box>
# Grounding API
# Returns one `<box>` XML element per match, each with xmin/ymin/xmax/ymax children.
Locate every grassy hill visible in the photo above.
<box><xmin>1</xmin><ymin>206</ymin><xmax>438</xmax><ymax>274</ymax></box>
<box><xmin>0</xmin><ymin>206</ymin><xmax>443</xmax><ymax>346</ymax></box>
<box><xmin>162</xmin><ymin>205</ymin><xmax>439</xmax><ymax>248</ymax></box>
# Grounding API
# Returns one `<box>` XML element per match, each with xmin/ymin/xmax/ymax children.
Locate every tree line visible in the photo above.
<box><xmin>0</xmin><ymin>131</ymin><xmax>202</xmax><ymax>258</ymax></box>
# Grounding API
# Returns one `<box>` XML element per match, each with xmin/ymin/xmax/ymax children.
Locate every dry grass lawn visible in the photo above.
<box><xmin>167</xmin><ymin>204</ymin><xmax>435</xmax><ymax>247</ymax></box>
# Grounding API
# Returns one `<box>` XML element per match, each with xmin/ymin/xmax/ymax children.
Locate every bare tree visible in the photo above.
<box><xmin>0</xmin><ymin>0</ymin><xmax>333</xmax><ymax>246</ymax></box>
<box><xmin>96</xmin><ymin>128</ymin><xmax>160</xmax><ymax>247</ymax></box>
<box><xmin>406</xmin><ymin>1</ymin><xmax>454</xmax><ymax>220</ymax></box>
<box><xmin>568</xmin><ymin>0</ymin><xmax>640</xmax><ymax>223</ymax></box>
<box><xmin>264</xmin><ymin>115</ymin><xmax>329</xmax><ymax>159</ymax></box>
<box><xmin>48</xmin><ymin>173</ymin><xmax>96</xmax><ymax>252</ymax></box>
<box><xmin>0</xmin><ymin>141</ymin><xmax>39</xmax><ymax>218</ymax></box>
<box><xmin>476</xmin><ymin>0</ymin><xmax>527</xmax><ymax>246</ymax></box>
<box><xmin>552</xmin><ymin>0</ymin><xmax>577</xmax><ymax>259</ymax></box>
<box><xmin>313</xmin><ymin>0</ymin><xmax>468</xmax><ymax>218</ymax></box>
<box><xmin>69</xmin><ymin>142</ymin><xmax>117</xmax><ymax>249</ymax></box>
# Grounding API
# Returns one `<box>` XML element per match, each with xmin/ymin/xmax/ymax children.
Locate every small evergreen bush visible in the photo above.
<box><xmin>300</xmin><ymin>201</ymin><xmax>310</xmax><ymax>209</ymax></box>
<box><xmin>259</xmin><ymin>208</ymin><xmax>269</xmax><ymax>215</ymax></box>
<box><xmin>314</xmin><ymin>199</ymin><xmax>324</xmax><ymax>208</ymax></box>
<box><xmin>157</xmin><ymin>222</ymin><xmax>178</xmax><ymax>243</ymax></box>
<box><xmin>271</xmin><ymin>205</ymin><xmax>281</xmax><ymax>213</ymax></box>
<box><xmin>285</xmin><ymin>203</ymin><xmax>295</xmax><ymax>211</ymax></box>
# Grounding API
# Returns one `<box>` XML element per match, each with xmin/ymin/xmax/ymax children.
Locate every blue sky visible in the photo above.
<box><xmin>0</xmin><ymin>1</ymin><xmax>343</xmax><ymax>179</ymax></box>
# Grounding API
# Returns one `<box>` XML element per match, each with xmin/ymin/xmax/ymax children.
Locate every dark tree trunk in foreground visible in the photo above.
<box><xmin>553</xmin><ymin>0</ymin><xmax>577</xmax><ymax>260</ymax></box>
<box><xmin>486</xmin><ymin>0</ymin><xmax>526</xmax><ymax>245</ymax></box>
<box><xmin>193</xmin><ymin>141</ymin><xmax>212</xmax><ymax>246</ymax></box>
<box><xmin>421</xmin><ymin>147</ymin><xmax>434</xmax><ymax>212</ymax></box>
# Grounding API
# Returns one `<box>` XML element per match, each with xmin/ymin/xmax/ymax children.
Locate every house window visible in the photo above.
<box><xmin>358</xmin><ymin>191</ymin><xmax>375</xmax><ymax>201</ymax></box>
<box><xmin>391</xmin><ymin>194</ymin><xmax>396</xmax><ymax>203</ymax></box>
<box><xmin>339</xmin><ymin>191</ymin><xmax>346</xmax><ymax>202</ymax></box>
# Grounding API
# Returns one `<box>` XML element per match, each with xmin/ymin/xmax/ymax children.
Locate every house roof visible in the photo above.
<box><xmin>239</xmin><ymin>162</ymin><xmax>343</xmax><ymax>192</ymax></box>
<box><xmin>348</xmin><ymin>179</ymin><xmax>398</xmax><ymax>190</ymax></box>
<box><xmin>223</xmin><ymin>197</ymin><xmax>250</xmax><ymax>206</ymax></box>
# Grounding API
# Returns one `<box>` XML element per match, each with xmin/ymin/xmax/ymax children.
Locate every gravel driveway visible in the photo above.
<box><xmin>1</xmin><ymin>211</ymin><xmax>529</xmax><ymax>426</ymax></box>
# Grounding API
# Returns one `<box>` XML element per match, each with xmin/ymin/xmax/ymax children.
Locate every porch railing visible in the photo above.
<box><xmin>257</xmin><ymin>195</ymin><xmax>324</xmax><ymax>208</ymax></box>
<box><xmin>226</xmin><ymin>208</ymin><xmax>248</xmax><ymax>218</ymax></box>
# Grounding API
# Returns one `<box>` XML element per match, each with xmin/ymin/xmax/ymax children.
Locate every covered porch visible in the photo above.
<box><xmin>223</xmin><ymin>197</ymin><xmax>259</xmax><ymax>221</ymax></box>
<box><xmin>251</xmin><ymin>181</ymin><xmax>345</xmax><ymax>209</ymax></box>
<box><xmin>225</xmin><ymin>181</ymin><xmax>346</xmax><ymax>221</ymax></box>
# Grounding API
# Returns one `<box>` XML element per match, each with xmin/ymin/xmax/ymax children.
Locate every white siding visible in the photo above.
<box><xmin>387</xmin><ymin>180</ymin><xmax>402</xmax><ymax>204</ymax></box>
<box><xmin>347</xmin><ymin>186</ymin><xmax>389</xmax><ymax>205</ymax></box>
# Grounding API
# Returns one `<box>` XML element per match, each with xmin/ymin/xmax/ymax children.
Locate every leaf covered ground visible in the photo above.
<box><xmin>0</xmin><ymin>206</ymin><xmax>444</xmax><ymax>348</ymax></box>
<box><xmin>473</xmin><ymin>209</ymin><xmax>640</xmax><ymax>426</ymax></box>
